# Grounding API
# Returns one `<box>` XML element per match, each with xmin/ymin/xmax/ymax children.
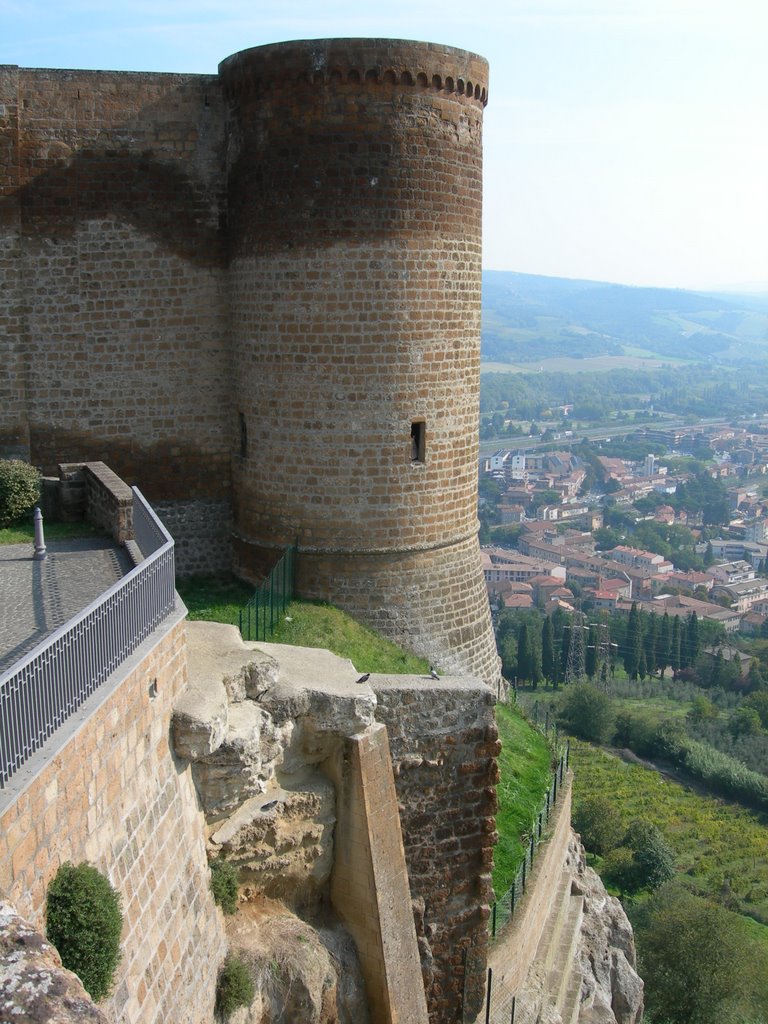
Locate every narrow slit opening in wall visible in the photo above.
<box><xmin>411</xmin><ymin>420</ymin><xmax>426</xmax><ymax>463</ymax></box>
<box><xmin>239</xmin><ymin>412</ymin><xmax>247</xmax><ymax>459</ymax></box>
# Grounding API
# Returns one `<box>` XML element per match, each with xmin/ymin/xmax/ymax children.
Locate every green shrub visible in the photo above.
<box><xmin>46</xmin><ymin>862</ymin><xmax>122</xmax><ymax>1001</ymax></box>
<box><xmin>558</xmin><ymin>683</ymin><xmax>615</xmax><ymax>743</ymax></box>
<box><xmin>210</xmin><ymin>858</ymin><xmax>239</xmax><ymax>915</ymax></box>
<box><xmin>216</xmin><ymin>955</ymin><xmax>254</xmax><ymax>1020</ymax></box>
<box><xmin>0</xmin><ymin>459</ymin><xmax>41</xmax><ymax>528</ymax></box>
<box><xmin>573</xmin><ymin>794</ymin><xmax>624</xmax><ymax>856</ymax></box>
<box><xmin>602</xmin><ymin>819</ymin><xmax>674</xmax><ymax>894</ymax></box>
<box><xmin>601</xmin><ymin>845</ymin><xmax>637</xmax><ymax>893</ymax></box>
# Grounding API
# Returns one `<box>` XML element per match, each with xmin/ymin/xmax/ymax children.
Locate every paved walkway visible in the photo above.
<box><xmin>0</xmin><ymin>537</ymin><xmax>132</xmax><ymax>675</ymax></box>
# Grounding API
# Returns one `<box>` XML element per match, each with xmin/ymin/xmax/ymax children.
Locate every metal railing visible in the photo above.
<box><xmin>489</xmin><ymin>743</ymin><xmax>570</xmax><ymax>940</ymax></box>
<box><xmin>239</xmin><ymin>545</ymin><xmax>297</xmax><ymax>642</ymax></box>
<box><xmin>0</xmin><ymin>488</ymin><xmax>175</xmax><ymax>790</ymax></box>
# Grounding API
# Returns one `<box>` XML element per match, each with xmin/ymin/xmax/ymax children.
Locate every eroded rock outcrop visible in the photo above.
<box><xmin>0</xmin><ymin>902</ymin><xmax>107</xmax><ymax>1024</ymax></box>
<box><xmin>224</xmin><ymin>899</ymin><xmax>369</xmax><ymax>1024</ymax></box>
<box><xmin>170</xmin><ymin>621</ymin><xmax>382</xmax><ymax>1021</ymax></box>
<box><xmin>512</xmin><ymin>839</ymin><xmax>643</xmax><ymax>1024</ymax></box>
<box><xmin>572</xmin><ymin>845</ymin><xmax>643</xmax><ymax>1024</ymax></box>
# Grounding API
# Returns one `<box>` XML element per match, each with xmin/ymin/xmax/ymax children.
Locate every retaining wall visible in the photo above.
<box><xmin>490</xmin><ymin>773</ymin><xmax>574</xmax><ymax>996</ymax></box>
<box><xmin>372</xmin><ymin>677</ymin><xmax>499</xmax><ymax>1024</ymax></box>
<box><xmin>0</xmin><ymin>610</ymin><xmax>227</xmax><ymax>1023</ymax></box>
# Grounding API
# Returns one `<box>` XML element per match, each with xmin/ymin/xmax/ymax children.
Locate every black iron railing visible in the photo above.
<box><xmin>238</xmin><ymin>545</ymin><xmax>297</xmax><ymax>642</ymax></box>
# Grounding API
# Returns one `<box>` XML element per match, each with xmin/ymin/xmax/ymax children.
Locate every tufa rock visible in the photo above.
<box><xmin>224</xmin><ymin>899</ymin><xmax>369</xmax><ymax>1024</ymax></box>
<box><xmin>211</xmin><ymin>776</ymin><xmax>336</xmax><ymax>910</ymax></box>
<box><xmin>0</xmin><ymin>901</ymin><xmax>108</xmax><ymax>1024</ymax></box>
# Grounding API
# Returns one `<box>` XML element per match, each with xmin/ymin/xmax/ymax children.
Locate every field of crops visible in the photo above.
<box><xmin>570</xmin><ymin>738</ymin><xmax>768</xmax><ymax>933</ymax></box>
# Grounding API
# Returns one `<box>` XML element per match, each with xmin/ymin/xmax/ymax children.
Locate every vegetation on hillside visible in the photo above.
<box><xmin>492</xmin><ymin>703</ymin><xmax>554</xmax><ymax>898</ymax></box>
<box><xmin>569</xmin><ymin>739</ymin><xmax>768</xmax><ymax>927</ymax></box>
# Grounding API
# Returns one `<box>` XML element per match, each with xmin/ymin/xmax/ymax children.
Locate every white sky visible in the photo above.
<box><xmin>2</xmin><ymin>0</ymin><xmax>766</xmax><ymax>291</ymax></box>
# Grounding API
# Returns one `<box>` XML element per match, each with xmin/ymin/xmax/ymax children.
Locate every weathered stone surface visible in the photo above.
<box><xmin>0</xmin><ymin>902</ymin><xmax>108</xmax><ymax>1023</ymax></box>
<box><xmin>211</xmin><ymin>776</ymin><xmax>336</xmax><ymax>908</ymax></box>
<box><xmin>192</xmin><ymin>702</ymin><xmax>284</xmax><ymax>820</ymax></box>
<box><xmin>575</xmin><ymin>847</ymin><xmax>644</xmax><ymax>1024</ymax></box>
<box><xmin>256</xmin><ymin>642</ymin><xmax>376</xmax><ymax>767</ymax></box>
<box><xmin>225</xmin><ymin>899</ymin><xmax>369</xmax><ymax>1024</ymax></box>
<box><xmin>173</xmin><ymin>621</ymin><xmax>281</xmax><ymax>759</ymax></box>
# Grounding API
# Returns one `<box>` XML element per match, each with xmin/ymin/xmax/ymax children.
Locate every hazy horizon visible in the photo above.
<box><xmin>3</xmin><ymin>0</ymin><xmax>766</xmax><ymax>294</ymax></box>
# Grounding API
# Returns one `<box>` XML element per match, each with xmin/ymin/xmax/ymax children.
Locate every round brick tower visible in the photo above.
<box><xmin>220</xmin><ymin>39</ymin><xmax>500</xmax><ymax>685</ymax></box>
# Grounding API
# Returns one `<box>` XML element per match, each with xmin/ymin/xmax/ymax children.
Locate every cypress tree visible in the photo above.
<box><xmin>684</xmin><ymin>611</ymin><xmax>700</xmax><ymax>667</ymax></box>
<box><xmin>541</xmin><ymin>616</ymin><xmax>556</xmax><ymax>684</ymax></box>
<box><xmin>644</xmin><ymin>613</ymin><xmax>657</xmax><ymax>679</ymax></box>
<box><xmin>657</xmin><ymin>612</ymin><xmax>671</xmax><ymax>678</ymax></box>
<box><xmin>624</xmin><ymin>602</ymin><xmax>642</xmax><ymax>680</ymax></box>
<box><xmin>517</xmin><ymin>623</ymin><xmax>540</xmax><ymax>686</ymax></box>
<box><xmin>671</xmin><ymin>615</ymin><xmax>682</xmax><ymax>672</ymax></box>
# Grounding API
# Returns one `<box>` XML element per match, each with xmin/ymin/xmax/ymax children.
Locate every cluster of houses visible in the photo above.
<box><xmin>482</xmin><ymin>519</ymin><xmax>768</xmax><ymax>637</ymax></box>
<box><xmin>483</xmin><ymin>449</ymin><xmax>600</xmax><ymax>527</ymax></box>
<box><xmin>481</xmin><ymin>422</ymin><xmax>768</xmax><ymax>642</ymax></box>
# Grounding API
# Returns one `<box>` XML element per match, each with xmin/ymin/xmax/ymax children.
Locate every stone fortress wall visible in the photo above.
<box><xmin>0</xmin><ymin>39</ymin><xmax>500</xmax><ymax>685</ymax></box>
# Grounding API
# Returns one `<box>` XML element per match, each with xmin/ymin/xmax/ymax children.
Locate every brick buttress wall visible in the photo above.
<box><xmin>0</xmin><ymin>609</ymin><xmax>227</xmax><ymax>1023</ymax></box>
<box><xmin>371</xmin><ymin>677</ymin><xmax>499</xmax><ymax>1024</ymax></box>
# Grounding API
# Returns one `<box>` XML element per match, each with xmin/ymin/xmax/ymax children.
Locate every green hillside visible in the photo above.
<box><xmin>482</xmin><ymin>270</ymin><xmax>768</xmax><ymax>367</ymax></box>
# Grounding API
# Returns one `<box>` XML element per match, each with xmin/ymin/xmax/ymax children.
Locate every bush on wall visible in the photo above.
<box><xmin>210</xmin><ymin>858</ymin><xmax>239</xmax><ymax>915</ymax></box>
<box><xmin>46</xmin><ymin>862</ymin><xmax>123</xmax><ymax>1001</ymax></box>
<box><xmin>216</xmin><ymin>955</ymin><xmax>254</xmax><ymax>1020</ymax></box>
<box><xmin>0</xmin><ymin>459</ymin><xmax>41</xmax><ymax>527</ymax></box>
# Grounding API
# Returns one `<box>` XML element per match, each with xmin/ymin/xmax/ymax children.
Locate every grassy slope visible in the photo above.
<box><xmin>176</xmin><ymin>575</ymin><xmax>253</xmax><ymax>625</ymax></box>
<box><xmin>494</xmin><ymin>703</ymin><xmax>554</xmax><ymax>898</ymax></box>
<box><xmin>571</xmin><ymin>739</ymin><xmax>768</xmax><ymax>936</ymax></box>
<box><xmin>176</xmin><ymin>576</ymin><xmax>429</xmax><ymax>675</ymax></box>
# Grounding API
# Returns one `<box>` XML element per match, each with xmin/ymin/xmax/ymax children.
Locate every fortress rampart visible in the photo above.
<box><xmin>0</xmin><ymin>611</ymin><xmax>228</xmax><ymax>1023</ymax></box>
<box><xmin>0</xmin><ymin>38</ymin><xmax>500</xmax><ymax>684</ymax></box>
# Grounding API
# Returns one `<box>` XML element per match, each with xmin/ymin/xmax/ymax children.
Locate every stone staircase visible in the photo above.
<box><xmin>536</xmin><ymin>866</ymin><xmax>584</xmax><ymax>1023</ymax></box>
<box><xmin>493</xmin><ymin>865</ymin><xmax>584</xmax><ymax>1024</ymax></box>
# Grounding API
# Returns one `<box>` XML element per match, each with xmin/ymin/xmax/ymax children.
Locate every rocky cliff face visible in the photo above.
<box><xmin>173</xmin><ymin>621</ymin><xmax>378</xmax><ymax>1022</ymax></box>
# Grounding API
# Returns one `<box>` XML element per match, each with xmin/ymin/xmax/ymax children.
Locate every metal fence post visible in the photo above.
<box><xmin>485</xmin><ymin>968</ymin><xmax>492</xmax><ymax>1024</ymax></box>
<box><xmin>492</xmin><ymin>902</ymin><xmax>497</xmax><ymax>938</ymax></box>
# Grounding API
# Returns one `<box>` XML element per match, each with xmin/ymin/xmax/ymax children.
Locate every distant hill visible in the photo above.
<box><xmin>482</xmin><ymin>270</ymin><xmax>768</xmax><ymax>366</ymax></box>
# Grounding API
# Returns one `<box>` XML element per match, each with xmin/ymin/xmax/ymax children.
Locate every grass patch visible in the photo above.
<box><xmin>269</xmin><ymin>600</ymin><xmax>430</xmax><ymax>674</ymax></box>
<box><xmin>493</xmin><ymin>703</ymin><xmax>554</xmax><ymax>898</ymax></box>
<box><xmin>176</xmin><ymin>576</ymin><xmax>429</xmax><ymax>675</ymax></box>
<box><xmin>0</xmin><ymin>520</ymin><xmax>98</xmax><ymax>545</ymax></box>
<box><xmin>570</xmin><ymin>738</ymin><xmax>768</xmax><ymax>932</ymax></box>
<box><xmin>176</xmin><ymin>575</ymin><xmax>253</xmax><ymax>626</ymax></box>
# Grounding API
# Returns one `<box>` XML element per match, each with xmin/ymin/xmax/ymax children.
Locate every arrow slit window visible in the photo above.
<box><xmin>411</xmin><ymin>420</ymin><xmax>426</xmax><ymax>463</ymax></box>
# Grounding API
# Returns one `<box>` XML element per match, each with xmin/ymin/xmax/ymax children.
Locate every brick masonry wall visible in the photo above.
<box><xmin>83</xmin><ymin>462</ymin><xmax>134</xmax><ymax>544</ymax></box>
<box><xmin>0</xmin><ymin>612</ymin><xmax>227</xmax><ymax>1023</ymax></box>
<box><xmin>0</xmin><ymin>67</ymin><xmax>231</xmax><ymax>502</ymax></box>
<box><xmin>275</xmin><ymin>536</ymin><xmax>499</xmax><ymax>685</ymax></box>
<box><xmin>1</xmin><ymin>38</ymin><xmax>500</xmax><ymax>688</ymax></box>
<box><xmin>153</xmin><ymin>498</ymin><xmax>233</xmax><ymax>576</ymax></box>
<box><xmin>371</xmin><ymin>677</ymin><xmax>499</xmax><ymax>1024</ymax></box>
<box><xmin>223</xmin><ymin>40</ymin><xmax>500</xmax><ymax>687</ymax></box>
<box><xmin>0</xmin><ymin>66</ymin><xmax>28</xmax><ymax>458</ymax></box>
